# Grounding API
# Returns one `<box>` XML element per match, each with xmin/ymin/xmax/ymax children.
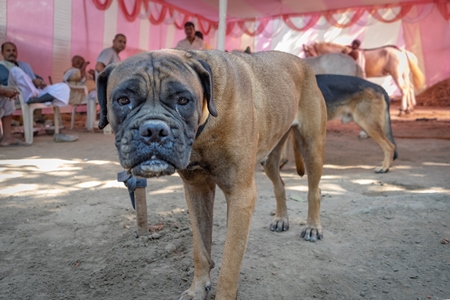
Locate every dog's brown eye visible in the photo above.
<box><xmin>117</xmin><ymin>97</ymin><xmax>130</xmax><ymax>105</ymax></box>
<box><xmin>178</xmin><ymin>97</ymin><xmax>189</xmax><ymax>105</ymax></box>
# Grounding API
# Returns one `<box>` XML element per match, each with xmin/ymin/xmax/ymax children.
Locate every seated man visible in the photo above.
<box><xmin>95</xmin><ymin>34</ymin><xmax>126</xmax><ymax>77</ymax></box>
<box><xmin>0</xmin><ymin>42</ymin><xmax>70</xmax><ymax>106</ymax></box>
<box><xmin>63</xmin><ymin>55</ymin><xmax>96</xmax><ymax>104</ymax></box>
<box><xmin>0</xmin><ymin>85</ymin><xmax>23</xmax><ymax>146</ymax></box>
<box><xmin>0</xmin><ymin>85</ymin><xmax>19</xmax><ymax>99</ymax></box>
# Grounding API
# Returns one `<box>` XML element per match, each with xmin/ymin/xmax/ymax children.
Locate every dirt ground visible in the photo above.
<box><xmin>1</xmin><ymin>103</ymin><xmax>449</xmax><ymax>300</ymax></box>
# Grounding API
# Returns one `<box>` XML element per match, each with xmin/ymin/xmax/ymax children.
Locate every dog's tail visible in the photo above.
<box><xmin>382</xmin><ymin>90</ymin><xmax>398</xmax><ymax>160</ymax></box>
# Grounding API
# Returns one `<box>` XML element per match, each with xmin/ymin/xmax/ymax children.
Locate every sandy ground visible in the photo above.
<box><xmin>1</xmin><ymin>103</ymin><xmax>449</xmax><ymax>300</ymax></box>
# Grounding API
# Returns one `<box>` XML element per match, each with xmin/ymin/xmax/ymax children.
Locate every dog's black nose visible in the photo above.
<box><xmin>139</xmin><ymin>120</ymin><xmax>170</xmax><ymax>143</ymax></box>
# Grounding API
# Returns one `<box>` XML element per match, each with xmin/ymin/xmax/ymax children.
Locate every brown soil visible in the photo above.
<box><xmin>416</xmin><ymin>78</ymin><xmax>450</xmax><ymax>107</ymax></box>
<box><xmin>1</xmin><ymin>104</ymin><xmax>449</xmax><ymax>300</ymax></box>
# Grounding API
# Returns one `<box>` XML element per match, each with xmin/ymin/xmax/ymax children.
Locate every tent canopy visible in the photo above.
<box><xmin>162</xmin><ymin>0</ymin><xmax>427</xmax><ymax>21</ymax></box>
<box><xmin>1</xmin><ymin>0</ymin><xmax>449</xmax><ymax>91</ymax></box>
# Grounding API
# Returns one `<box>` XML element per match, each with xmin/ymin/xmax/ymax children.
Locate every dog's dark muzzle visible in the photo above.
<box><xmin>119</xmin><ymin>118</ymin><xmax>191</xmax><ymax>178</ymax></box>
<box><xmin>132</xmin><ymin>120</ymin><xmax>174</xmax><ymax>177</ymax></box>
<box><xmin>139</xmin><ymin>120</ymin><xmax>171</xmax><ymax>144</ymax></box>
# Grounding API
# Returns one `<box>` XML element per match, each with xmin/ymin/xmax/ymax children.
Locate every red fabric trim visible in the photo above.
<box><xmin>370</xmin><ymin>5</ymin><xmax>413</xmax><ymax>23</ymax></box>
<box><xmin>92</xmin><ymin>0</ymin><xmax>113</xmax><ymax>10</ymax></box>
<box><xmin>198</xmin><ymin>19</ymin><xmax>214</xmax><ymax>36</ymax></box>
<box><xmin>149</xmin><ymin>0</ymin><xmax>216</xmax><ymax>27</ymax></box>
<box><xmin>282</xmin><ymin>14</ymin><xmax>320</xmax><ymax>32</ymax></box>
<box><xmin>324</xmin><ymin>9</ymin><xmax>365</xmax><ymax>28</ymax></box>
<box><xmin>118</xmin><ymin>0</ymin><xmax>142</xmax><ymax>22</ymax></box>
<box><xmin>435</xmin><ymin>0</ymin><xmax>450</xmax><ymax>20</ymax></box>
<box><xmin>142</xmin><ymin>1</ymin><xmax>168</xmax><ymax>25</ymax></box>
<box><xmin>168</xmin><ymin>8</ymin><xmax>190</xmax><ymax>30</ymax></box>
<box><xmin>93</xmin><ymin>0</ymin><xmax>448</xmax><ymax>35</ymax></box>
<box><xmin>237</xmin><ymin>19</ymin><xmax>268</xmax><ymax>36</ymax></box>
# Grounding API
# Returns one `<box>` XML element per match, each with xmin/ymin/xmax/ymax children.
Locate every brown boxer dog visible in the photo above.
<box><xmin>96</xmin><ymin>49</ymin><xmax>327</xmax><ymax>300</ymax></box>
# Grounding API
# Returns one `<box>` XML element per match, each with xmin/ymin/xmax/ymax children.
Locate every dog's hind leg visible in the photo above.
<box><xmin>265</xmin><ymin>130</ymin><xmax>292</xmax><ymax>232</ymax></box>
<box><xmin>291</xmin><ymin>123</ymin><xmax>326</xmax><ymax>241</ymax></box>
<box><xmin>353</xmin><ymin>98</ymin><xmax>395</xmax><ymax>173</ymax></box>
<box><xmin>178</xmin><ymin>171</ymin><xmax>216</xmax><ymax>300</ymax></box>
<box><xmin>279</xmin><ymin>130</ymin><xmax>291</xmax><ymax>169</ymax></box>
<box><xmin>361</xmin><ymin>123</ymin><xmax>395</xmax><ymax>173</ymax></box>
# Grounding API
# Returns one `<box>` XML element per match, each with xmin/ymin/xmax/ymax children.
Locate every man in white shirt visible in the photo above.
<box><xmin>95</xmin><ymin>34</ymin><xmax>127</xmax><ymax>76</ymax></box>
<box><xmin>175</xmin><ymin>22</ymin><xmax>206</xmax><ymax>50</ymax></box>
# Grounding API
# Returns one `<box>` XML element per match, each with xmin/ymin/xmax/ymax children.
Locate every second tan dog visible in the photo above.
<box><xmin>96</xmin><ymin>49</ymin><xmax>327</xmax><ymax>299</ymax></box>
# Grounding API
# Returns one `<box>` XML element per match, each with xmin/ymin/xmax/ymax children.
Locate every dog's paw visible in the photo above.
<box><xmin>374</xmin><ymin>166</ymin><xmax>389</xmax><ymax>173</ymax></box>
<box><xmin>270</xmin><ymin>216</ymin><xmax>289</xmax><ymax>232</ymax></box>
<box><xmin>358</xmin><ymin>130</ymin><xmax>369</xmax><ymax>139</ymax></box>
<box><xmin>300</xmin><ymin>225</ymin><xmax>323</xmax><ymax>242</ymax></box>
<box><xmin>178</xmin><ymin>281</ymin><xmax>211</xmax><ymax>300</ymax></box>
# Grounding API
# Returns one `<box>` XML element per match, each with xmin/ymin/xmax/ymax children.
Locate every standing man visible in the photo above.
<box><xmin>95</xmin><ymin>33</ymin><xmax>127</xmax><ymax>75</ymax></box>
<box><xmin>346</xmin><ymin>39</ymin><xmax>366</xmax><ymax>78</ymax></box>
<box><xmin>176</xmin><ymin>22</ymin><xmax>207</xmax><ymax>50</ymax></box>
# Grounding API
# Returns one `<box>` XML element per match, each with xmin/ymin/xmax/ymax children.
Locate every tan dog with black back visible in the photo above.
<box><xmin>97</xmin><ymin>49</ymin><xmax>327</xmax><ymax>300</ymax></box>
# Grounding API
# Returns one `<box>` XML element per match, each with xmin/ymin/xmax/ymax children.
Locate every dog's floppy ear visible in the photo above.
<box><xmin>96</xmin><ymin>63</ymin><xmax>117</xmax><ymax>130</ymax></box>
<box><xmin>193</xmin><ymin>59</ymin><xmax>218</xmax><ymax>117</ymax></box>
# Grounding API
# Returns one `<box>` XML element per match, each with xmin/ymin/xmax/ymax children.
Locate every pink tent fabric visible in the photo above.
<box><xmin>1</xmin><ymin>0</ymin><xmax>449</xmax><ymax>93</ymax></box>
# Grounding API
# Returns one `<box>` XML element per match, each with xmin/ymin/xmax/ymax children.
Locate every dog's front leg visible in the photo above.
<box><xmin>215</xmin><ymin>178</ymin><xmax>257</xmax><ymax>300</ymax></box>
<box><xmin>178</xmin><ymin>170</ymin><xmax>216</xmax><ymax>300</ymax></box>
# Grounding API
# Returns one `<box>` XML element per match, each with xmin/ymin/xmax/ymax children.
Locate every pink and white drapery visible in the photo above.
<box><xmin>0</xmin><ymin>0</ymin><xmax>449</xmax><ymax>94</ymax></box>
<box><xmin>0</xmin><ymin>0</ymin><xmax>197</xmax><ymax>84</ymax></box>
<box><xmin>93</xmin><ymin>0</ymin><xmax>215</xmax><ymax>34</ymax></box>
<box><xmin>92</xmin><ymin>0</ymin><xmax>450</xmax><ymax>36</ymax></box>
<box><xmin>89</xmin><ymin>0</ymin><xmax>449</xmax><ymax>93</ymax></box>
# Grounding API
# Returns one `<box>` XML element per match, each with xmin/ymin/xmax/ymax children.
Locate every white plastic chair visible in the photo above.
<box><xmin>67</xmin><ymin>84</ymin><xmax>97</xmax><ymax>131</ymax></box>
<box><xmin>17</xmin><ymin>91</ymin><xmax>61</xmax><ymax>145</ymax></box>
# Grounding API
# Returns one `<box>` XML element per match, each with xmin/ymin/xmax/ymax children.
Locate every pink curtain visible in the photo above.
<box><xmin>6</xmin><ymin>0</ymin><xmax>54</xmax><ymax>79</ymax></box>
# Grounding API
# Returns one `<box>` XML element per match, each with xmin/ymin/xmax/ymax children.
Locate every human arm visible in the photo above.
<box><xmin>80</xmin><ymin>61</ymin><xmax>90</xmax><ymax>79</ymax></box>
<box><xmin>348</xmin><ymin>50</ymin><xmax>359</xmax><ymax>60</ymax></box>
<box><xmin>95</xmin><ymin>62</ymin><xmax>106</xmax><ymax>73</ymax></box>
<box><xmin>87</xmin><ymin>69</ymin><xmax>95</xmax><ymax>81</ymax></box>
<box><xmin>18</xmin><ymin>62</ymin><xmax>46</xmax><ymax>88</ymax></box>
<box><xmin>96</xmin><ymin>48</ymin><xmax>118</xmax><ymax>73</ymax></box>
<box><xmin>0</xmin><ymin>86</ymin><xmax>19</xmax><ymax>99</ymax></box>
<box><xmin>0</xmin><ymin>65</ymin><xmax>9</xmax><ymax>86</ymax></box>
<box><xmin>32</xmin><ymin>77</ymin><xmax>47</xmax><ymax>89</ymax></box>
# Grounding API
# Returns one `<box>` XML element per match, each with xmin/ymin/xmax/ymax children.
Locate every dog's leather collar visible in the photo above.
<box><xmin>195</xmin><ymin>115</ymin><xmax>209</xmax><ymax>139</ymax></box>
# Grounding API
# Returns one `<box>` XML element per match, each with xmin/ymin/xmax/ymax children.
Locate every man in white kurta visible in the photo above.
<box><xmin>175</xmin><ymin>22</ymin><xmax>207</xmax><ymax>50</ymax></box>
<box><xmin>0</xmin><ymin>42</ymin><xmax>70</xmax><ymax>145</ymax></box>
<box><xmin>0</xmin><ymin>42</ymin><xmax>70</xmax><ymax>106</ymax></box>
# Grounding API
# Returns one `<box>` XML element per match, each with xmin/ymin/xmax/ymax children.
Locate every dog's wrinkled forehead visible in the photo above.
<box><xmin>107</xmin><ymin>51</ymin><xmax>200</xmax><ymax>93</ymax></box>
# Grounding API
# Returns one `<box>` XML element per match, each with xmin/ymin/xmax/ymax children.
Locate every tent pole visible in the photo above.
<box><xmin>217</xmin><ymin>0</ymin><xmax>227</xmax><ymax>51</ymax></box>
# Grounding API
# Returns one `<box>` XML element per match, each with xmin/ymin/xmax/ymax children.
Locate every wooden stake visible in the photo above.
<box><xmin>134</xmin><ymin>186</ymin><xmax>148</xmax><ymax>237</ymax></box>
